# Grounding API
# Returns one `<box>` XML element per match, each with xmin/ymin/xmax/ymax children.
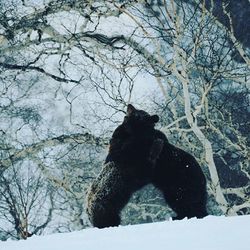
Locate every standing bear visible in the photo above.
<box><xmin>86</xmin><ymin>104</ymin><xmax>208</xmax><ymax>228</ymax></box>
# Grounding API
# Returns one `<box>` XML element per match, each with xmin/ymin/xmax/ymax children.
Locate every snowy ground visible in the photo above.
<box><xmin>1</xmin><ymin>215</ymin><xmax>250</xmax><ymax>250</ymax></box>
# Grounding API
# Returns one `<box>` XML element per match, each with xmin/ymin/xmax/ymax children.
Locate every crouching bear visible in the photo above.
<box><xmin>86</xmin><ymin>104</ymin><xmax>208</xmax><ymax>228</ymax></box>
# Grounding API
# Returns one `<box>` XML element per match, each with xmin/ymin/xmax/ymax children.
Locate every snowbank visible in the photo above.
<box><xmin>1</xmin><ymin>215</ymin><xmax>250</xmax><ymax>250</ymax></box>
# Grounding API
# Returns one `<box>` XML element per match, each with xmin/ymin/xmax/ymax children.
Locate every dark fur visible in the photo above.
<box><xmin>86</xmin><ymin>105</ymin><xmax>207</xmax><ymax>228</ymax></box>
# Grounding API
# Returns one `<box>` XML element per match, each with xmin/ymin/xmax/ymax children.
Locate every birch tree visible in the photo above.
<box><xmin>114</xmin><ymin>0</ymin><xmax>249</xmax><ymax>215</ymax></box>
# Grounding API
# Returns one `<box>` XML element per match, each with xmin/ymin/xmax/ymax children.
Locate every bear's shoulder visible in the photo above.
<box><xmin>153</xmin><ymin>129</ymin><xmax>169</xmax><ymax>143</ymax></box>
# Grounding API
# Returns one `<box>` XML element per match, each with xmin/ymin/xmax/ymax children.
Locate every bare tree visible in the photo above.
<box><xmin>0</xmin><ymin>162</ymin><xmax>54</xmax><ymax>239</ymax></box>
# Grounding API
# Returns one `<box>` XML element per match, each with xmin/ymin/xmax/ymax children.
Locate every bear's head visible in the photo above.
<box><xmin>123</xmin><ymin>104</ymin><xmax>159</xmax><ymax>132</ymax></box>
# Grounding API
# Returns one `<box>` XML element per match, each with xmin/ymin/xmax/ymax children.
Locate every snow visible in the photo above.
<box><xmin>1</xmin><ymin>215</ymin><xmax>250</xmax><ymax>250</ymax></box>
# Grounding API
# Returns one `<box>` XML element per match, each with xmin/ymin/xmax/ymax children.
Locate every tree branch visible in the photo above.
<box><xmin>0</xmin><ymin>62</ymin><xmax>80</xmax><ymax>83</ymax></box>
<box><xmin>0</xmin><ymin>133</ymin><xmax>108</xmax><ymax>170</ymax></box>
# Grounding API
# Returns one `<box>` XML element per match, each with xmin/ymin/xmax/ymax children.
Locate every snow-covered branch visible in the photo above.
<box><xmin>0</xmin><ymin>133</ymin><xmax>108</xmax><ymax>170</ymax></box>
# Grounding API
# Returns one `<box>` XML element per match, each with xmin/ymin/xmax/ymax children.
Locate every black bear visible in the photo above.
<box><xmin>86</xmin><ymin>104</ymin><xmax>208</xmax><ymax>228</ymax></box>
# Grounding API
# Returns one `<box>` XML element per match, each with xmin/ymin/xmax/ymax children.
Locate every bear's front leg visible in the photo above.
<box><xmin>86</xmin><ymin>162</ymin><xmax>136</xmax><ymax>228</ymax></box>
<box><xmin>148</xmin><ymin>138</ymin><xmax>164</xmax><ymax>166</ymax></box>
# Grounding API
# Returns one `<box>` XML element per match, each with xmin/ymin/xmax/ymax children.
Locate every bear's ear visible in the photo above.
<box><xmin>150</xmin><ymin>115</ymin><xmax>159</xmax><ymax>123</ymax></box>
<box><xmin>127</xmin><ymin>104</ymin><xmax>136</xmax><ymax>116</ymax></box>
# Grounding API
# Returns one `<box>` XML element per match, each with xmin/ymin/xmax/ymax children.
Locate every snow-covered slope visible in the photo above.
<box><xmin>1</xmin><ymin>215</ymin><xmax>250</xmax><ymax>250</ymax></box>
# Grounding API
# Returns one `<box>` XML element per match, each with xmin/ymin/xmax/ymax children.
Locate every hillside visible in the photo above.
<box><xmin>1</xmin><ymin>215</ymin><xmax>250</xmax><ymax>250</ymax></box>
